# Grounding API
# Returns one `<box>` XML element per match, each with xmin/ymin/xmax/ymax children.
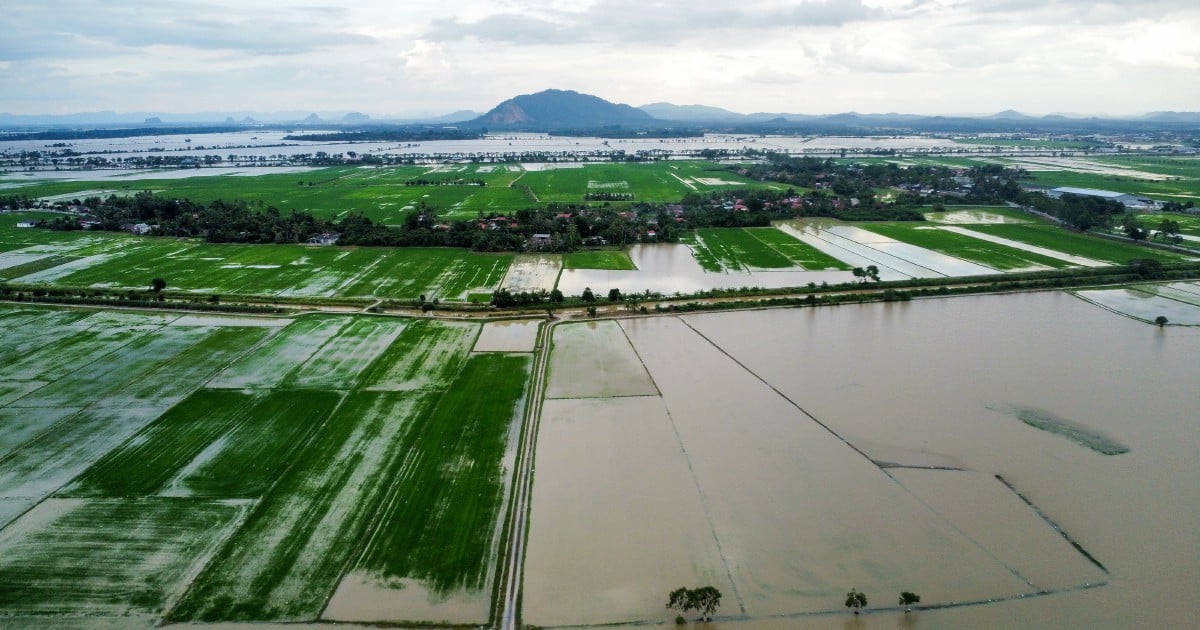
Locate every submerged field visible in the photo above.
<box><xmin>0</xmin><ymin>226</ymin><xmax>512</xmax><ymax>300</ymax></box>
<box><xmin>0</xmin><ymin>306</ymin><xmax>534</xmax><ymax>626</ymax></box>
<box><xmin>524</xmin><ymin>291</ymin><xmax>1200</xmax><ymax>628</ymax></box>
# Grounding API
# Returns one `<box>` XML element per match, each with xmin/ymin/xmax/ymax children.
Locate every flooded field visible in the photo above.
<box><xmin>524</xmin><ymin>291</ymin><xmax>1200</xmax><ymax>628</ymax></box>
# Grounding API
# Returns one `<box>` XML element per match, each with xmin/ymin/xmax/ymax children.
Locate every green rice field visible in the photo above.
<box><xmin>957</xmin><ymin>224</ymin><xmax>1189</xmax><ymax>265</ymax></box>
<box><xmin>863</xmin><ymin>223</ymin><xmax>1075</xmax><ymax>270</ymax></box>
<box><xmin>0</xmin><ymin>227</ymin><xmax>512</xmax><ymax>300</ymax></box>
<box><xmin>683</xmin><ymin>227</ymin><xmax>850</xmax><ymax>272</ymax></box>
<box><xmin>562</xmin><ymin>250</ymin><xmax>637</xmax><ymax>270</ymax></box>
<box><xmin>517</xmin><ymin>161</ymin><xmax>777</xmax><ymax>204</ymax></box>
<box><xmin>0</xmin><ymin>305</ymin><xmax>533</xmax><ymax>625</ymax></box>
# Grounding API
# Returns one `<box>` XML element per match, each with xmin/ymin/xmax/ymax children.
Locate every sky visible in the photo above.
<box><xmin>2</xmin><ymin>0</ymin><xmax>1199</xmax><ymax>118</ymax></box>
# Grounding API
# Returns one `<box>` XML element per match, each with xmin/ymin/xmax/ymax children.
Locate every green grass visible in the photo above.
<box><xmin>207</xmin><ymin>316</ymin><xmax>349</xmax><ymax>389</ymax></box>
<box><xmin>355</xmin><ymin>352</ymin><xmax>530</xmax><ymax>592</ymax></box>
<box><xmin>178</xmin><ymin>390</ymin><xmax>343</xmax><ymax>498</ymax></box>
<box><xmin>683</xmin><ymin>227</ymin><xmax>844</xmax><ymax>272</ymax></box>
<box><xmin>747</xmin><ymin>227</ymin><xmax>852</xmax><ymax>270</ymax></box>
<box><xmin>1140</xmin><ymin>211</ymin><xmax>1200</xmax><ymax>238</ymax></box>
<box><xmin>1024</xmin><ymin>169</ymin><xmax>1200</xmax><ymax>202</ymax></box>
<box><xmin>13</xmin><ymin>326</ymin><xmax>211</xmax><ymax>409</ymax></box>
<box><xmin>167</xmin><ymin>390</ymin><xmax>436</xmax><ymax>621</ymax></box>
<box><xmin>101</xmin><ymin>326</ymin><xmax>274</xmax><ymax>404</ymax></box>
<box><xmin>959</xmin><ymin>224</ymin><xmax>1188</xmax><ymax>265</ymax></box>
<box><xmin>64</xmin><ymin>390</ymin><xmax>260</xmax><ymax>497</ymax></box>
<box><xmin>563</xmin><ymin>250</ymin><xmax>637</xmax><ymax>270</ymax></box>
<box><xmin>169</xmin><ymin>334</ymin><xmax>524</xmax><ymax>622</ymax></box>
<box><xmin>359</xmin><ymin>319</ymin><xmax>478</xmax><ymax>391</ymax></box>
<box><xmin>521</xmin><ymin>161</ymin><xmax>778</xmax><ymax>205</ymax></box>
<box><xmin>0</xmin><ymin>498</ymin><xmax>250</xmax><ymax>616</ymax></box>
<box><xmin>282</xmin><ymin>317</ymin><xmax>404</xmax><ymax>389</ymax></box>
<box><xmin>862</xmin><ymin>224</ymin><xmax>1074</xmax><ymax>270</ymax></box>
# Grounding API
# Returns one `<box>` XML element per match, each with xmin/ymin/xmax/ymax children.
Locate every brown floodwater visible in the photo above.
<box><xmin>523</xmin><ymin>291</ymin><xmax>1200</xmax><ymax>629</ymax></box>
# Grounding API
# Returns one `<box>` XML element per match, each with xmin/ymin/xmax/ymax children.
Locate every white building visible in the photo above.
<box><xmin>1048</xmin><ymin>187</ymin><xmax>1157</xmax><ymax>210</ymax></box>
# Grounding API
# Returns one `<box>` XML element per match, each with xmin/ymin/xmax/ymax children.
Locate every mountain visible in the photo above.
<box><xmin>341</xmin><ymin>112</ymin><xmax>370</xmax><ymax>123</ymax></box>
<box><xmin>469</xmin><ymin>89</ymin><xmax>656</xmax><ymax>129</ymax></box>
<box><xmin>1142</xmin><ymin>111</ymin><xmax>1200</xmax><ymax>123</ymax></box>
<box><xmin>989</xmin><ymin>109</ymin><xmax>1033</xmax><ymax>120</ymax></box>
<box><xmin>428</xmin><ymin>109</ymin><xmax>482</xmax><ymax>123</ymax></box>
<box><xmin>639</xmin><ymin>102</ymin><xmax>744</xmax><ymax>122</ymax></box>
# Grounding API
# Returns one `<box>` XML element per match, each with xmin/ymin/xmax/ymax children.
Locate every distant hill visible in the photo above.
<box><xmin>1142</xmin><ymin>111</ymin><xmax>1200</xmax><ymax>123</ymax></box>
<box><xmin>639</xmin><ymin>102</ymin><xmax>744</xmax><ymax>122</ymax></box>
<box><xmin>429</xmin><ymin>109</ymin><xmax>482</xmax><ymax>123</ymax></box>
<box><xmin>469</xmin><ymin>89</ymin><xmax>656</xmax><ymax>129</ymax></box>
<box><xmin>989</xmin><ymin>109</ymin><xmax>1033</xmax><ymax>120</ymax></box>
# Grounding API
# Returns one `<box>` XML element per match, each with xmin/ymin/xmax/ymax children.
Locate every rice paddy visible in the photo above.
<box><xmin>0</xmin><ymin>304</ymin><xmax>534</xmax><ymax>626</ymax></box>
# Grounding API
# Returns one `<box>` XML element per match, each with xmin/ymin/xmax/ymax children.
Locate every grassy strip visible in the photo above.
<box><xmin>961</xmin><ymin>224</ymin><xmax>1188</xmax><ymax>264</ymax></box>
<box><xmin>62</xmin><ymin>390</ymin><xmax>258</xmax><ymax>497</ymax></box>
<box><xmin>355</xmin><ymin>353</ymin><xmax>530</xmax><ymax>592</ymax></box>
<box><xmin>680</xmin><ymin>231</ymin><xmax>723</xmax><ymax>272</ymax></box>
<box><xmin>0</xmin><ymin>255</ymin><xmax>81</xmax><ymax>280</ymax></box>
<box><xmin>207</xmin><ymin>316</ymin><xmax>348</xmax><ymax>389</ymax></box>
<box><xmin>14</xmin><ymin>326</ymin><xmax>211</xmax><ymax>408</ymax></box>
<box><xmin>863</xmin><ymin>223</ymin><xmax>1073</xmax><ymax>270</ymax></box>
<box><xmin>179</xmin><ymin>390</ymin><xmax>342</xmax><ymax>498</ymax></box>
<box><xmin>747</xmin><ymin>227</ymin><xmax>852</xmax><ymax>270</ymax></box>
<box><xmin>167</xmin><ymin>391</ymin><xmax>435</xmax><ymax>622</ymax></box>
<box><xmin>358</xmin><ymin>319</ymin><xmax>478</xmax><ymax>391</ymax></box>
<box><xmin>1025</xmin><ymin>170</ymin><xmax>1200</xmax><ymax>201</ymax></box>
<box><xmin>0</xmin><ymin>498</ymin><xmax>249</xmax><ymax>616</ymax></box>
<box><xmin>104</xmin><ymin>326</ymin><xmax>274</xmax><ymax>404</ymax></box>
<box><xmin>282</xmin><ymin>317</ymin><xmax>404</xmax><ymax>389</ymax></box>
<box><xmin>562</xmin><ymin>250</ymin><xmax>637</xmax><ymax>271</ymax></box>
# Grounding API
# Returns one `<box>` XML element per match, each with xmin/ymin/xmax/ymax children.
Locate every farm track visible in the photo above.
<box><xmin>497</xmin><ymin>318</ymin><xmax>551</xmax><ymax>630</ymax></box>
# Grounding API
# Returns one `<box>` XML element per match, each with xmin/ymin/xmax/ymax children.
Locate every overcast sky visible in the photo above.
<box><xmin>3</xmin><ymin>0</ymin><xmax>1198</xmax><ymax>117</ymax></box>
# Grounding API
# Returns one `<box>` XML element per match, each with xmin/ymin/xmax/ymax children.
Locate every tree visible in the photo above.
<box><xmin>898</xmin><ymin>591</ymin><xmax>920</xmax><ymax>612</ymax></box>
<box><xmin>150</xmin><ymin>277</ymin><xmax>166</xmax><ymax>292</ymax></box>
<box><xmin>1155</xmin><ymin>315</ymin><xmax>1169</xmax><ymax>327</ymax></box>
<box><xmin>852</xmin><ymin>267</ymin><xmax>866</xmax><ymax>283</ymax></box>
<box><xmin>865</xmin><ymin>264</ymin><xmax>880</xmax><ymax>282</ymax></box>
<box><xmin>581</xmin><ymin>287</ymin><xmax>596</xmax><ymax>302</ymax></box>
<box><xmin>845</xmin><ymin>588</ymin><xmax>867</xmax><ymax>614</ymax></box>
<box><xmin>691</xmin><ymin>586</ymin><xmax>722</xmax><ymax>621</ymax></box>
<box><xmin>608</xmin><ymin>287</ymin><xmax>622</xmax><ymax>302</ymax></box>
<box><xmin>666</xmin><ymin>586</ymin><xmax>722</xmax><ymax>622</ymax></box>
<box><xmin>667</xmin><ymin>587</ymin><xmax>690</xmax><ymax>617</ymax></box>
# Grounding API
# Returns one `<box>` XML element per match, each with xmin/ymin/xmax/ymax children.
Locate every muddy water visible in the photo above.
<box><xmin>472</xmin><ymin>319</ymin><xmax>541</xmax><ymax>352</ymax></box>
<box><xmin>673</xmin><ymin>292</ymin><xmax>1200</xmax><ymax>628</ymax></box>
<box><xmin>523</xmin><ymin>396</ymin><xmax>732</xmax><ymax>627</ymax></box>
<box><xmin>544</xmin><ymin>321</ymin><xmax>658</xmax><ymax>399</ymax></box>
<box><xmin>556</xmin><ymin>243</ymin><xmax>854</xmax><ymax>296</ymax></box>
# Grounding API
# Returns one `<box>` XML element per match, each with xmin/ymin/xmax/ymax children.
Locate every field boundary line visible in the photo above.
<box><xmin>677</xmin><ymin>317</ymin><xmax>877</xmax><ymax>464</ymax></box>
<box><xmin>616</xmin><ymin>319</ymin><xmax>746</xmax><ymax>616</ymax></box>
<box><xmin>880</xmin><ymin>468</ymin><xmax>1039</xmax><ymax>591</ymax></box>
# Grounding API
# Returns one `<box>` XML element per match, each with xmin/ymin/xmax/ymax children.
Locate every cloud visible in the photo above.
<box><xmin>0</xmin><ymin>1</ymin><xmax>376</xmax><ymax>61</ymax></box>
<box><xmin>424</xmin><ymin>0</ymin><xmax>886</xmax><ymax>45</ymax></box>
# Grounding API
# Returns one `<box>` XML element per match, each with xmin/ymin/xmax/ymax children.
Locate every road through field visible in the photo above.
<box><xmin>498</xmin><ymin>319</ymin><xmax>551</xmax><ymax>630</ymax></box>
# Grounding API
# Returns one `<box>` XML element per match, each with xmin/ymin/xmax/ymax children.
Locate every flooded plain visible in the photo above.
<box><xmin>524</xmin><ymin>291</ymin><xmax>1200</xmax><ymax>628</ymax></box>
<box><xmin>556</xmin><ymin>243</ymin><xmax>855</xmax><ymax>295</ymax></box>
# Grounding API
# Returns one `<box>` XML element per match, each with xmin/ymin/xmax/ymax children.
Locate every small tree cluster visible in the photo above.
<box><xmin>666</xmin><ymin>586</ymin><xmax>722</xmax><ymax>622</ymax></box>
<box><xmin>845</xmin><ymin>588</ymin><xmax>867</xmax><ymax>614</ymax></box>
